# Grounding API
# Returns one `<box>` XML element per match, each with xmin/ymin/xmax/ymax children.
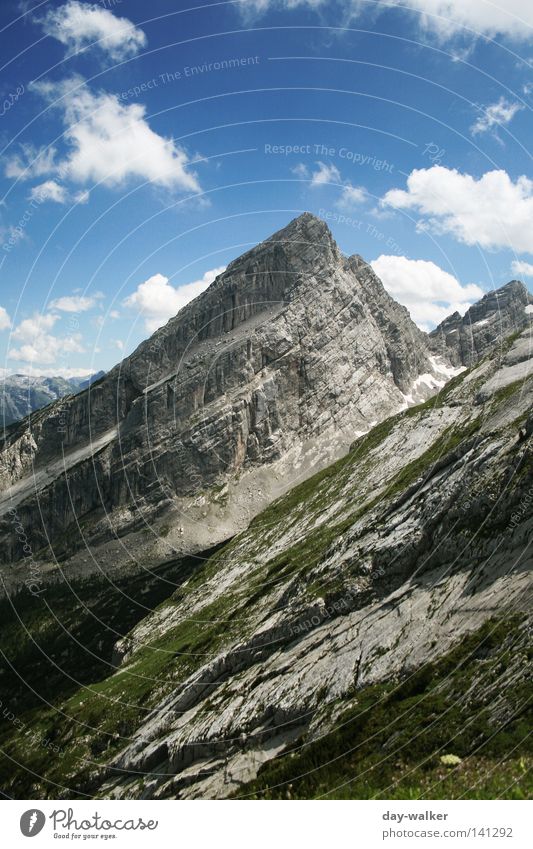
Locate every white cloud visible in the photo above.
<box><xmin>124</xmin><ymin>267</ymin><xmax>226</xmax><ymax>333</ymax></box>
<box><xmin>240</xmin><ymin>0</ymin><xmax>325</xmax><ymax>18</ymax></box>
<box><xmin>0</xmin><ymin>306</ymin><xmax>11</xmax><ymax>331</ymax></box>
<box><xmin>49</xmin><ymin>294</ymin><xmax>101</xmax><ymax>312</ymax></box>
<box><xmin>309</xmin><ymin>161</ymin><xmax>341</xmax><ymax>187</ymax></box>
<box><xmin>511</xmin><ymin>259</ymin><xmax>533</xmax><ymax>278</ymax></box>
<box><xmin>293</xmin><ymin>161</ymin><xmax>366</xmax><ymax>207</ymax></box>
<box><xmin>240</xmin><ymin>0</ymin><xmax>533</xmax><ymax>39</ymax></box>
<box><xmin>337</xmin><ymin>183</ymin><xmax>367</xmax><ymax>207</ymax></box>
<box><xmin>74</xmin><ymin>189</ymin><xmax>90</xmax><ymax>204</ymax></box>
<box><xmin>382</xmin><ymin>166</ymin><xmax>533</xmax><ymax>254</ymax></box>
<box><xmin>471</xmin><ymin>97</ymin><xmax>523</xmax><ymax>137</ymax></box>
<box><xmin>371</xmin><ymin>254</ymin><xmax>484</xmax><ymax>330</ymax></box>
<box><xmin>27</xmin><ymin>182</ymin><xmax>90</xmax><ymax>205</ymax></box>
<box><xmin>389</xmin><ymin>0</ymin><xmax>533</xmax><ymax>40</ymax></box>
<box><xmin>113</xmin><ymin>339</ymin><xmax>124</xmax><ymax>350</ymax></box>
<box><xmin>291</xmin><ymin>162</ymin><xmax>309</xmax><ymax>179</ymax></box>
<box><xmin>5</xmin><ymin>144</ymin><xmax>58</xmax><ymax>181</ymax></box>
<box><xmin>42</xmin><ymin>1</ymin><xmax>146</xmax><ymax>61</ymax></box>
<box><xmin>9</xmin><ymin>312</ymin><xmax>85</xmax><ymax>364</ymax></box>
<box><xmin>34</xmin><ymin>77</ymin><xmax>200</xmax><ymax>192</ymax></box>
<box><xmin>29</xmin><ymin>180</ymin><xmax>68</xmax><ymax>203</ymax></box>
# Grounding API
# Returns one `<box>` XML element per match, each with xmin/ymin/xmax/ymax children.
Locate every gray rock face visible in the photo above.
<box><xmin>0</xmin><ymin>214</ymin><xmax>437</xmax><ymax>570</ymax></box>
<box><xmin>87</xmin><ymin>326</ymin><xmax>531</xmax><ymax>799</ymax></box>
<box><xmin>0</xmin><ymin>215</ymin><xmax>530</xmax><ymax>579</ymax></box>
<box><xmin>429</xmin><ymin>280</ymin><xmax>533</xmax><ymax>366</ymax></box>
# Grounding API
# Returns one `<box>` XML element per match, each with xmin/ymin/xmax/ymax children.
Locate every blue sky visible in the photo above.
<box><xmin>0</xmin><ymin>0</ymin><xmax>532</xmax><ymax>376</ymax></box>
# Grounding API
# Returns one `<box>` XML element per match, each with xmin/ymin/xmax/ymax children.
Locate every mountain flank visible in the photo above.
<box><xmin>1</xmin><ymin>214</ymin><xmax>531</xmax><ymax>592</ymax></box>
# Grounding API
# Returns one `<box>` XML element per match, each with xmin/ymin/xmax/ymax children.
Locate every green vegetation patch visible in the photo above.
<box><xmin>236</xmin><ymin>617</ymin><xmax>532</xmax><ymax>800</ymax></box>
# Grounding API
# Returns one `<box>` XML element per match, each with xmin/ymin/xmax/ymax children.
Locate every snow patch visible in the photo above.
<box><xmin>429</xmin><ymin>355</ymin><xmax>465</xmax><ymax>381</ymax></box>
<box><xmin>401</xmin><ymin>357</ymin><xmax>465</xmax><ymax>408</ymax></box>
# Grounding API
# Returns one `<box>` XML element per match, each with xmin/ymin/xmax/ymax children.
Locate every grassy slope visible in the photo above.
<box><xmin>0</xmin><ymin>351</ymin><xmax>531</xmax><ymax>799</ymax></box>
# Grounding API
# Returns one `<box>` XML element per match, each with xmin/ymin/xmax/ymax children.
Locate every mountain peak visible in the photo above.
<box><xmin>266</xmin><ymin>211</ymin><xmax>332</xmax><ymax>241</ymax></box>
<box><xmin>223</xmin><ymin>212</ymin><xmax>338</xmax><ymax>279</ymax></box>
<box><xmin>430</xmin><ymin>278</ymin><xmax>533</xmax><ymax>366</ymax></box>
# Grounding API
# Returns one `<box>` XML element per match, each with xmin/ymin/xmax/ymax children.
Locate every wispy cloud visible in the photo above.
<box><xmin>238</xmin><ymin>0</ymin><xmax>533</xmax><ymax>40</ymax></box>
<box><xmin>293</xmin><ymin>161</ymin><xmax>367</xmax><ymax>207</ymax></box>
<box><xmin>41</xmin><ymin>0</ymin><xmax>146</xmax><ymax>61</ymax></box>
<box><xmin>511</xmin><ymin>259</ymin><xmax>533</xmax><ymax>278</ymax></box>
<box><xmin>470</xmin><ymin>97</ymin><xmax>523</xmax><ymax>138</ymax></box>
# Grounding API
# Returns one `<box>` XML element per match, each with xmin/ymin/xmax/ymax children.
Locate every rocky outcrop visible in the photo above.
<box><xmin>429</xmin><ymin>279</ymin><xmax>533</xmax><ymax>366</ymax></box>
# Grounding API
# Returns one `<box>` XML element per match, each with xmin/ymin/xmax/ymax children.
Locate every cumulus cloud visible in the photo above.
<box><xmin>33</xmin><ymin>77</ymin><xmax>200</xmax><ymax>192</ymax></box>
<box><xmin>511</xmin><ymin>259</ymin><xmax>533</xmax><ymax>278</ymax></box>
<box><xmin>371</xmin><ymin>254</ymin><xmax>484</xmax><ymax>330</ymax></box>
<box><xmin>9</xmin><ymin>312</ymin><xmax>85</xmax><ymax>364</ymax></box>
<box><xmin>292</xmin><ymin>161</ymin><xmax>340</xmax><ymax>186</ymax></box>
<box><xmin>471</xmin><ymin>97</ymin><xmax>523</xmax><ymax>137</ymax></box>
<box><xmin>0</xmin><ymin>306</ymin><xmax>11</xmax><ymax>331</ymax></box>
<box><xmin>124</xmin><ymin>267</ymin><xmax>226</xmax><ymax>333</ymax></box>
<box><xmin>382</xmin><ymin>166</ymin><xmax>533</xmax><ymax>254</ymax></box>
<box><xmin>28</xmin><ymin>180</ymin><xmax>91</xmax><ymax>205</ymax></box>
<box><xmin>42</xmin><ymin>0</ymin><xmax>146</xmax><ymax>61</ymax></box>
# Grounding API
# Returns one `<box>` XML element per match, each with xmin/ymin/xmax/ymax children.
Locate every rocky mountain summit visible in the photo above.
<box><xmin>1</xmin><ymin>214</ymin><xmax>531</xmax><ymax>589</ymax></box>
<box><xmin>0</xmin><ymin>214</ymin><xmax>448</xmax><ymax>578</ymax></box>
<box><xmin>0</xmin><ymin>213</ymin><xmax>532</xmax><ymax>800</ymax></box>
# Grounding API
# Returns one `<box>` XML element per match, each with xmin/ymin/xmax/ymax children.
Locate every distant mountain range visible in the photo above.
<box><xmin>0</xmin><ymin>371</ymin><xmax>105</xmax><ymax>426</ymax></box>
